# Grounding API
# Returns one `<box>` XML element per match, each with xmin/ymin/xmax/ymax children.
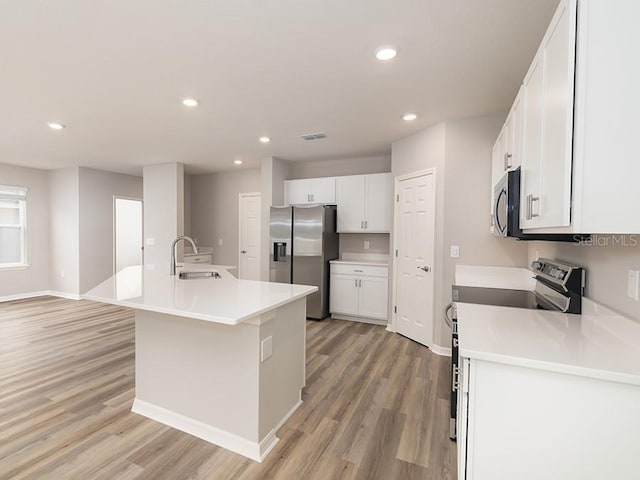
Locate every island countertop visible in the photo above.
<box><xmin>83</xmin><ymin>265</ymin><xmax>317</xmax><ymax>325</ymax></box>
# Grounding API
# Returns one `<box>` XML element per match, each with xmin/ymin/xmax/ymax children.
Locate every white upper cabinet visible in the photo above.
<box><xmin>512</xmin><ymin>0</ymin><xmax>640</xmax><ymax>234</ymax></box>
<box><xmin>336</xmin><ymin>173</ymin><xmax>392</xmax><ymax>233</ymax></box>
<box><xmin>284</xmin><ymin>177</ymin><xmax>336</xmax><ymax>205</ymax></box>
<box><xmin>520</xmin><ymin>0</ymin><xmax>576</xmax><ymax>230</ymax></box>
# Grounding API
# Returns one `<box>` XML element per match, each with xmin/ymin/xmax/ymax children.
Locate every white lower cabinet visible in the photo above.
<box><xmin>458</xmin><ymin>357</ymin><xmax>640</xmax><ymax>480</ymax></box>
<box><xmin>329</xmin><ymin>263</ymin><xmax>388</xmax><ymax>322</ymax></box>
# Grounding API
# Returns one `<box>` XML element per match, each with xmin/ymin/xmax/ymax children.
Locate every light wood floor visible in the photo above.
<box><xmin>0</xmin><ymin>296</ymin><xmax>456</xmax><ymax>480</ymax></box>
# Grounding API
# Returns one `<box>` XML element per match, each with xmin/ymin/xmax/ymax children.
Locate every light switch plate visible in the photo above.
<box><xmin>450</xmin><ymin>245</ymin><xmax>460</xmax><ymax>258</ymax></box>
<box><xmin>261</xmin><ymin>336</ymin><xmax>273</xmax><ymax>362</ymax></box>
<box><xmin>146</xmin><ymin>238</ymin><xmax>155</xmax><ymax>246</ymax></box>
<box><xmin>628</xmin><ymin>270</ymin><xmax>639</xmax><ymax>301</ymax></box>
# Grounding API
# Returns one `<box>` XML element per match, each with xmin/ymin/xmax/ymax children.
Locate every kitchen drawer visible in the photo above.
<box><xmin>330</xmin><ymin>263</ymin><xmax>388</xmax><ymax>278</ymax></box>
<box><xmin>184</xmin><ymin>254</ymin><xmax>212</xmax><ymax>264</ymax></box>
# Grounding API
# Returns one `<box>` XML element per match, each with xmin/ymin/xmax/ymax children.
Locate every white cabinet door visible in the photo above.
<box><xmin>521</xmin><ymin>0</ymin><xmax>575</xmax><ymax>229</ymax></box>
<box><xmin>508</xmin><ymin>86</ymin><xmax>524</xmax><ymax>171</ymax></box>
<box><xmin>490</xmin><ymin>127</ymin><xmax>507</xmax><ymax>215</ymax></box>
<box><xmin>521</xmin><ymin>51</ymin><xmax>545</xmax><ymax>229</ymax></box>
<box><xmin>358</xmin><ymin>276</ymin><xmax>389</xmax><ymax>320</ymax></box>
<box><xmin>285</xmin><ymin>179</ymin><xmax>311</xmax><ymax>205</ymax></box>
<box><xmin>364</xmin><ymin>173</ymin><xmax>392</xmax><ymax>232</ymax></box>
<box><xmin>310</xmin><ymin>177</ymin><xmax>336</xmax><ymax>204</ymax></box>
<box><xmin>336</xmin><ymin>175</ymin><xmax>365</xmax><ymax>232</ymax></box>
<box><xmin>329</xmin><ymin>273</ymin><xmax>359</xmax><ymax>316</ymax></box>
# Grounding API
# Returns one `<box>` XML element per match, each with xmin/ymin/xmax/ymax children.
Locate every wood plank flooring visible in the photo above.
<box><xmin>0</xmin><ymin>296</ymin><xmax>456</xmax><ymax>479</ymax></box>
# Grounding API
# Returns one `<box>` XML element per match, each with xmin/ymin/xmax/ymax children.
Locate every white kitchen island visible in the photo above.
<box><xmin>84</xmin><ymin>265</ymin><xmax>317</xmax><ymax>462</ymax></box>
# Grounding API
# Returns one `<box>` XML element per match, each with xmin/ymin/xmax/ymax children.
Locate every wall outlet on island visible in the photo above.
<box><xmin>261</xmin><ymin>336</ymin><xmax>273</xmax><ymax>362</ymax></box>
<box><xmin>364</xmin><ymin>241</ymin><xmax>370</xmax><ymax>250</ymax></box>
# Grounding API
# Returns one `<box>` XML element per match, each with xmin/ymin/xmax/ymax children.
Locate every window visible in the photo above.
<box><xmin>0</xmin><ymin>185</ymin><xmax>27</xmax><ymax>268</ymax></box>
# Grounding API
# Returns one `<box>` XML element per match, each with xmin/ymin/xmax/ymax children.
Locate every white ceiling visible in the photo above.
<box><xmin>0</xmin><ymin>0</ymin><xmax>559</xmax><ymax>175</ymax></box>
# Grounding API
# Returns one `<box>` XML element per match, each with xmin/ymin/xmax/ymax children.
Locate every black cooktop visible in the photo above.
<box><xmin>452</xmin><ymin>285</ymin><xmax>557</xmax><ymax>311</ymax></box>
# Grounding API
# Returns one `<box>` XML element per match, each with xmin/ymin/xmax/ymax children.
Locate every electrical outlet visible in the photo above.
<box><xmin>261</xmin><ymin>336</ymin><xmax>273</xmax><ymax>362</ymax></box>
<box><xmin>628</xmin><ymin>270</ymin><xmax>640</xmax><ymax>301</ymax></box>
<box><xmin>218</xmin><ymin>238</ymin><xmax>223</xmax><ymax>246</ymax></box>
<box><xmin>450</xmin><ymin>245</ymin><xmax>460</xmax><ymax>258</ymax></box>
<box><xmin>60</xmin><ymin>270</ymin><xmax>65</xmax><ymax>278</ymax></box>
<box><xmin>146</xmin><ymin>238</ymin><xmax>155</xmax><ymax>246</ymax></box>
<box><xmin>364</xmin><ymin>241</ymin><xmax>370</xmax><ymax>250</ymax></box>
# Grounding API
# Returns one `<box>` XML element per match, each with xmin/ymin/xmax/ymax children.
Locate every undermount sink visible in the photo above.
<box><xmin>179</xmin><ymin>271</ymin><xmax>221</xmax><ymax>280</ymax></box>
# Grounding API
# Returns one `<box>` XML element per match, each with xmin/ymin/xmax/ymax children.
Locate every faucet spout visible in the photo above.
<box><xmin>170</xmin><ymin>235</ymin><xmax>199</xmax><ymax>275</ymax></box>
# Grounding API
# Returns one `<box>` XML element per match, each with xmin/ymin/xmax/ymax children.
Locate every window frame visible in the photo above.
<box><xmin>0</xmin><ymin>185</ymin><xmax>28</xmax><ymax>269</ymax></box>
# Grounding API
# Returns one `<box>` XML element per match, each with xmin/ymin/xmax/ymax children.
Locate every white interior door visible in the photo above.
<box><xmin>239</xmin><ymin>193</ymin><xmax>261</xmax><ymax>280</ymax></box>
<box><xmin>394</xmin><ymin>172</ymin><xmax>435</xmax><ymax>347</ymax></box>
<box><xmin>114</xmin><ymin>197</ymin><xmax>143</xmax><ymax>273</ymax></box>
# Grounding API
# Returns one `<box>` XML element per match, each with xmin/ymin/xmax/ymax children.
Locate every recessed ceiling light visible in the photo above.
<box><xmin>375</xmin><ymin>46</ymin><xmax>398</xmax><ymax>61</ymax></box>
<box><xmin>182</xmin><ymin>98</ymin><xmax>198</xmax><ymax>107</ymax></box>
<box><xmin>234</xmin><ymin>160</ymin><xmax>243</xmax><ymax>165</ymax></box>
<box><xmin>259</xmin><ymin>136</ymin><xmax>271</xmax><ymax>144</ymax></box>
<box><xmin>402</xmin><ymin>112</ymin><xmax>418</xmax><ymax>121</ymax></box>
<box><xmin>47</xmin><ymin>122</ymin><xmax>66</xmax><ymax>130</ymax></box>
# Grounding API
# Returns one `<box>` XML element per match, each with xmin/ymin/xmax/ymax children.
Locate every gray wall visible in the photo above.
<box><xmin>143</xmin><ymin>163</ymin><xmax>184</xmax><ymax>271</ymax></box>
<box><xmin>0</xmin><ymin>163</ymin><xmax>50</xmax><ymax>298</ymax></box>
<box><xmin>190</xmin><ymin>168</ymin><xmax>261</xmax><ymax>266</ymax></box>
<box><xmin>528</xmin><ymin>240</ymin><xmax>640</xmax><ymax>322</ymax></box>
<box><xmin>48</xmin><ymin>167</ymin><xmax>80</xmax><ymax>295</ymax></box>
<box><xmin>288</xmin><ymin>155</ymin><xmax>391</xmax><ymax>180</ymax></box>
<box><xmin>392</xmin><ymin>115</ymin><xmax>529</xmax><ymax>349</ymax></box>
<box><xmin>78</xmin><ymin>167</ymin><xmax>142</xmax><ymax>293</ymax></box>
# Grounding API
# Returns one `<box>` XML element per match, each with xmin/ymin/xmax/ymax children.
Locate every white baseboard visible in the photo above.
<box><xmin>0</xmin><ymin>290</ymin><xmax>82</xmax><ymax>303</ymax></box>
<box><xmin>385</xmin><ymin>323</ymin><xmax>396</xmax><ymax>333</ymax></box>
<box><xmin>132</xmin><ymin>398</ymin><xmax>282</xmax><ymax>462</ymax></box>
<box><xmin>48</xmin><ymin>291</ymin><xmax>81</xmax><ymax>301</ymax></box>
<box><xmin>331</xmin><ymin>313</ymin><xmax>387</xmax><ymax>326</ymax></box>
<box><xmin>430</xmin><ymin>343</ymin><xmax>452</xmax><ymax>357</ymax></box>
<box><xmin>0</xmin><ymin>291</ymin><xmax>50</xmax><ymax>303</ymax></box>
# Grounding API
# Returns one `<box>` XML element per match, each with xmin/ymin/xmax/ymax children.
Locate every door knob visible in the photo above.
<box><xmin>241</xmin><ymin>250</ymin><xmax>247</xmax><ymax>254</ymax></box>
<box><xmin>417</xmin><ymin>266</ymin><xmax>431</xmax><ymax>272</ymax></box>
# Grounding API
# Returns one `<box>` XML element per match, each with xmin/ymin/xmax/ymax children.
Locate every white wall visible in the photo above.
<box><xmin>48</xmin><ymin>167</ymin><xmax>80</xmax><ymax>295</ymax></box>
<box><xmin>0</xmin><ymin>163</ymin><xmax>50</xmax><ymax>298</ymax></box>
<box><xmin>78</xmin><ymin>167</ymin><xmax>142</xmax><ymax>292</ymax></box>
<box><xmin>143</xmin><ymin>163</ymin><xmax>184</xmax><ymax>272</ymax></box>
<box><xmin>392</xmin><ymin>116</ymin><xmax>529</xmax><ymax>349</ymax></box>
<box><xmin>190</xmin><ymin>169</ymin><xmax>261</xmax><ymax>266</ymax></box>
<box><xmin>287</xmin><ymin>155</ymin><xmax>391</xmax><ymax>179</ymax></box>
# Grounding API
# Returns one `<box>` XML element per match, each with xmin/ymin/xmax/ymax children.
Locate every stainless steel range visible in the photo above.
<box><xmin>448</xmin><ymin>258</ymin><xmax>585</xmax><ymax>440</ymax></box>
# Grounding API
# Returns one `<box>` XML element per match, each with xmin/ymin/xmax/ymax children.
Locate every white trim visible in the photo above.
<box><xmin>47</xmin><ymin>291</ymin><xmax>82</xmax><ymax>301</ymax></box>
<box><xmin>385</xmin><ymin>323</ymin><xmax>396</xmax><ymax>333</ymax></box>
<box><xmin>132</xmin><ymin>398</ymin><xmax>277</xmax><ymax>462</ymax></box>
<box><xmin>0</xmin><ymin>290</ymin><xmax>82</xmax><ymax>303</ymax></box>
<box><xmin>391</xmin><ymin>168</ymin><xmax>437</xmax><ymax>347</ymax></box>
<box><xmin>0</xmin><ymin>291</ymin><xmax>50</xmax><ymax>303</ymax></box>
<box><xmin>430</xmin><ymin>343</ymin><xmax>452</xmax><ymax>357</ymax></box>
<box><xmin>238</xmin><ymin>192</ymin><xmax>262</xmax><ymax>280</ymax></box>
<box><xmin>331</xmin><ymin>313</ymin><xmax>387</xmax><ymax>326</ymax></box>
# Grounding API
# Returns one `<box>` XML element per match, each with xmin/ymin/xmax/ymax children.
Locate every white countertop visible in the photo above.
<box><xmin>454</xmin><ymin>264</ymin><xmax>640</xmax><ymax>385</ymax></box>
<box><xmin>83</xmin><ymin>265</ymin><xmax>317</xmax><ymax>326</ymax></box>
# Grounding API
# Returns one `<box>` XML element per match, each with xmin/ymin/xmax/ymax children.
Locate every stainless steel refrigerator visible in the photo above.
<box><xmin>270</xmin><ymin>205</ymin><xmax>338</xmax><ymax>319</ymax></box>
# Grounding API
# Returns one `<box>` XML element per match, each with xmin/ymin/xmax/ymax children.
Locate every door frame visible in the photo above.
<box><xmin>238</xmin><ymin>192</ymin><xmax>262</xmax><ymax>280</ymax></box>
<box><xmin>390</xmin><ymin>169</ymin><xmax>437</xmax><ymax>347</ymax></box>
<box><xmin>112</xmin><ymin>195</ymin><xmax>144</xmax><ymax>275</ymax></box>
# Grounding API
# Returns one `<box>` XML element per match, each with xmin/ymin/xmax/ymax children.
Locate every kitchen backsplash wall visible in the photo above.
<box><xmin>339</xmin><ymin>233</ymin><xmax>390</xmax><ymax>257</ymax></box>
<box><xmin>529</xmin><ymin>239</ymin><xmax>640</xmax><ymax>322</ymax></box>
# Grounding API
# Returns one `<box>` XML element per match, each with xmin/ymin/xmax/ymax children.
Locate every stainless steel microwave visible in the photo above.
<box><xmin>492</xmin><ymin>168</ymin><xmax>579</xmax><ymax>241</ymax></box>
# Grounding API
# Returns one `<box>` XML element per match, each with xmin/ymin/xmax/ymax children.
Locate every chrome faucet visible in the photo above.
<box><xmin>170</xmin><ymin>235</ymin><xmax>199</xmax><ymax>275</ymax></box>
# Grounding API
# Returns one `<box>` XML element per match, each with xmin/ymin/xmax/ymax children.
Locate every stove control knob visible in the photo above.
<box><xmin>532</xmin><ymin>261</ymin><xmax>542</xmax><ymax>271</ymax></box>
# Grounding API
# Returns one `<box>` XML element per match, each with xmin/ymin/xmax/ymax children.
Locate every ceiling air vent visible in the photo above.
<box><xmin>301</xmin><ymin>132</ymin><xmax>327</xmax><ymax>141</ymax></box>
